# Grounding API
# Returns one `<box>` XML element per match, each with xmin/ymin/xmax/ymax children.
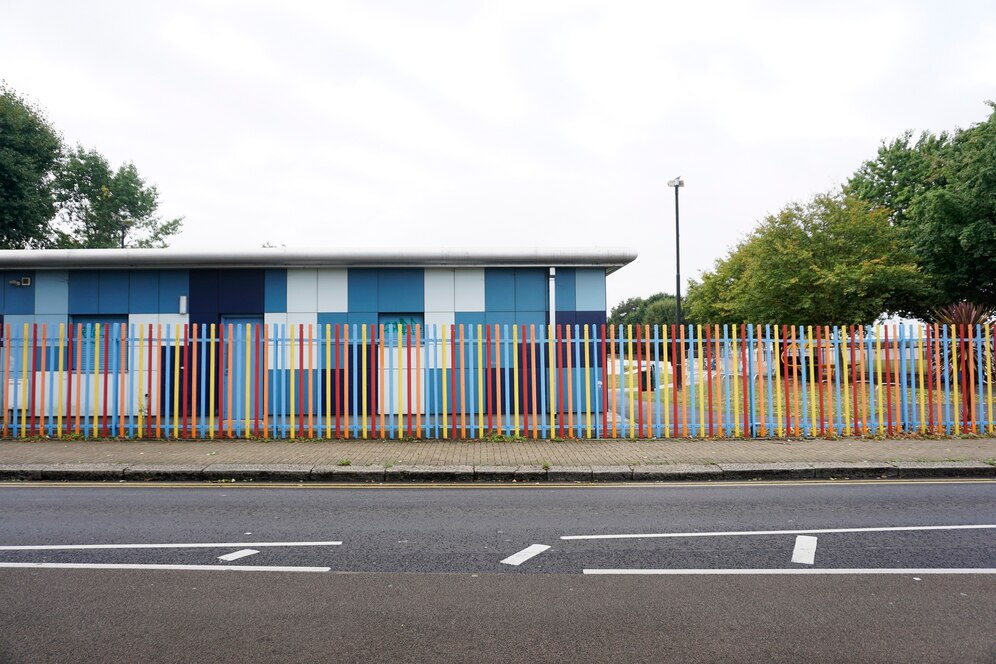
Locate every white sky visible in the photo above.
<box><xmin>3</xmin><ymin>0</ymin><xmax>995</xmax><ymax>310</ymax></box>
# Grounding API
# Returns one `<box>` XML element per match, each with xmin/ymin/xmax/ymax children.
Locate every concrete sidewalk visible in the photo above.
<box><xmin>1</xmin><ymin>437</ymin><xmax>995</xmax><ymax>483</ymax></box>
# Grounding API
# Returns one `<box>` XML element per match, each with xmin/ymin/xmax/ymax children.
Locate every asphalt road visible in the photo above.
<box><xmin>1</xmin><ymin>480</ymin><xmax>995</xmax><ymax>662</ymax></box>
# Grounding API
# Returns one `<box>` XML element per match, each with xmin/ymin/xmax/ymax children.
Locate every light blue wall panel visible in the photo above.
<box><xmin>555</xmin><ymin>268</ymin><xmax>576</xmax><ymax>312</ymax></box>
<box><xmin>514</xmin><ymin>268</ymin><xmax>547</xmax><ymax>311</ymax></box>
<box><xmin>378</xmin><ymin>268</ymin><xmax>424</xmax><ymax>312</ymax></box>
<box><xmin>68</xmin><ymin>271</ymin><xmax>99</xmax><ymax>314</ymax></box>
<box><xmin>98</xmin><ymin>270</ymin><xmax>130</xmax><ymax>314</ymax></box>
<box><xmin>3</xmin><ymin>270</ymin><xmax>35</xmax><ymax>315</ymax></box>
<box><xmin>347</xmin><ymin>269</ymin><xmax>378</xmax><ymax>312</ymax></box>
<box><xmin>158</xmin><ymin>270</ymin><xmax>188</xmax><ymax>313</ymax></box>
<box><xmin>575</xmin><ymin>268</ymin><xmax>606</xmax><ymax>312</ymax></box>
<box><xmin>484</xmin><ymin>269</ymin><xmax>515</xmax><ymax>312</ymax></box>
<box><xmin>34</xmin><ymin>271</ymin><xmax>68</xmax><ymax>314</ymax></box>
<box><xmin>265</xmin><ymin>268</ymin><xmax>287</xmax><ymax>313</ymax></box>
<box><xmin>128</xmin><ymin>270</ymin><xmax>159</xmax><ymax>314</ymax></box>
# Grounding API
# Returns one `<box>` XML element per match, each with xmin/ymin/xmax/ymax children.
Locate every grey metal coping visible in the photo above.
<box><xmin>0</xmin><ymin>247</ymin><xmax>638</xmax><ymax>273</ymax></box>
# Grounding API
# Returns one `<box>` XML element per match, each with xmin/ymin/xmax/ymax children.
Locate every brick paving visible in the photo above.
<box><xmin>1</xmin><ymin>437</ymin><xmax>995</xmax><ymax>467</ymax></box>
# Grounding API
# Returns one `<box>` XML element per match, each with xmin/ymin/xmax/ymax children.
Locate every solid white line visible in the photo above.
<box><xmin>791</xmin><ymin>535</ymin><xmax>818</xmax><ymax>565</ymax></box>
<box><xmin>0</xmin><ymin>541</ymin><xmax>342</xmax><ymax>551</ymax></box>
<box><xmin>217</xmin><ymin>549</ymin><xmax>259</xmax><ymax>562</ymax></box>
<box><xmin>583</xmin><ymin>568</ymin><xmax>996</xmax><ymax>575</ymax></box>
<box><xmin>501</xmin><ymin>544</ymin><xmax>551</xmax><ymax>566</ymax></box>
<box><xmin>562</xmin><ymin>524</ymin><xmax>996</xmax><ymax>540</ymax></box>
<box><xmin>0</xmin><ymin>562</ymin><xmax>331</xmax><ymax>572</ymax></box>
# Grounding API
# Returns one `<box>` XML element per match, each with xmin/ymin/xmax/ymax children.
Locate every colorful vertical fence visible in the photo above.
<box><xmin>1</xmin><ymin>323</ymin><xmax>994</xmax><ymax>439</ymax></box>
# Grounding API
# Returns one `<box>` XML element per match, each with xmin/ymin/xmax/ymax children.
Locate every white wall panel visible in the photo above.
<box><xmin>286</xmin><ymin>269</ymin><xmax>318</xmax><ymax>313</ymax></box>
<box><xmin>424</xmin><ymin>269</ymin><xmax>455</xmax><ymax>312</ymax></box>
<box><xmin>453</xmin><ymin>268</ymin><xmax>485</xmax><ymax>311</ymax></box>
<box><xmin>316</xmin><ymin>268</ymin><xmax>348</xmax><ymax>312</ymax></box>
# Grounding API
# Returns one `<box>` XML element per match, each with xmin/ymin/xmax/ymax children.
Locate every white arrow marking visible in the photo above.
<box><xmin>501</xmin><ymin>544</ymin><xmax>550</xmax><ymax>566</ymax></box>
<box><xmin>791</xmin><ymin>535</ymin><xmax>818</xmax><ymax>565</ymax></box>
<box><xmin>218</xmin><ymin>549</ymin><xmax>259</xmax><ymax>562</ymax></box>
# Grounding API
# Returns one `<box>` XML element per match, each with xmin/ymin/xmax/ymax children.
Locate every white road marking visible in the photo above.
<box><xmin>501</xmin><ymin>544</ymin><xmax>551</xmax><ymax>566</ymax></box>
<box><xmin>0</xmin><ymin>540</ymin><xmax>342</xmax><ymax>551</ymax></box>
<box><xmin>583</xmin><ymin>568</ymin><xmax>996</xmax><ymax>575</ymax></box>
<box><xmin>562</xmin><ymin>524</ymin><xmax>996</xmax><ymax>540</ymax></box>
<box><xmin>0</xmin><ymin>563</ymin><xmax>330</xmax><ymax>572</ymax></box>
<box><xmin>218</xmin><ymin>549</ymin><xmax>259</xmax><ymax>562</ymax></box>
<box><xmin>791</xmin><ymin>536</ymin><xmax>818</xmax><ymax>565</ymax></box>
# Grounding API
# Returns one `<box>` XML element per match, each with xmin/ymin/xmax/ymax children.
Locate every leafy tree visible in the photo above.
<box><xmin>848</xmin><ymin>104</ymin><xmax>996</xmax><ymax>306</ymax></box>
<box><xmin>52</xmin><ymin>146</ymin><xmax>182</xmax><ymax>248</ymax></box>
<box><xmin>685</xmin><ymin>193</ymin><xmax>935</xmax><ymax>325</ymax></box>
<box><xmin>0</xmin><ymin>83</ymin><xmax>61</xmax><ymax>248</ymax></box>
<box><xmin>609</xmin><ymin>292</ymin><xmax>680</xmax><ymax>327</ymax></box>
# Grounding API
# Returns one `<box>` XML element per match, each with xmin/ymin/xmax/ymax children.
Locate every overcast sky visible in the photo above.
<box><xmin>3</xmin><ymin>0</ymin><xmax>995</xmax><ymax>309</ymax></box>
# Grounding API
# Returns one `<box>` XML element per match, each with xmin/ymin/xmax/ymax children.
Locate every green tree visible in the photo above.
<box><xmin>53</xmin><ymin>146</ymin><xmax>182</xmax><ymax>248</ymax></box>
<box><xmin>848</xmin><ymin>104</ymin><xmax>996</xmax><ymax>306</ymax></box>
<box><xmin>0</xmin><ymin>83</ymin><xmax>61</xmax><ymax>248</ymax></box>
<box><xmin>609</xmin><ymin>292</ymin><xmax>680</xmax><ymax>327</ymax></box>
<box><xmin>685</xmin><ymin>193</ymin><xmax>935</xmax><ymax>325</ymax></box>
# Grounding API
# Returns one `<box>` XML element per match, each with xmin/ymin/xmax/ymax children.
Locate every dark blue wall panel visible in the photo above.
<box><xmin>514</xmin><ymin>268</ymin><xmax>547</xmax><ymax>311</ymax></box>
<box><xmin>575</xmin><ymin>310</ymin><xmax>607</xmax><ymax>328</ymax></box>
<box><xmin>317</xmin><ymin>312</ymin><xmax>348</xmax><ymax>328</ymax></box>
<box><xmin>455</xmin><ymin>311</ymin><xmax>486</xmax><ymax>329</ymax></box>
<box><xmin>98</xmin><ymin>270</ymin><xmax>130</xmax><ymax>314</ymax></box>
<box><xmin>378</xmin><ymin>268</ymin><xmax>424</xmax><ymax>312</ymax></box>
<box><xmin>515</xmin><ymin>310</ymin><xmax>547</xmax><ymax>328</ymax></box>
<box><xmin>128</xmin><ymin>270</ymin><xmax>159</xmax><ymax>314</ymax></box>
<box><xmin>265</xmin><ymin>269</ymin><xmax>287</xmax><ymax>313</ymax></box>
<box><xmin>347</xmin><ymin>269</ymin><xmax>378</xmax><ymax>312</ymax></box>
<box><xmin>555</xmin><ymin>268</ymin><xmax>576</xmax><ymax>311</ymax></box>
<box><xmin>219</xmin><ymin>269</ymin><xmax>264</xmax><ymax>315</ymax></box>
<box><xmin>68</xmin><ymin>271</ymin><xmax>99</xmax><ymax>314</ymax></box>
<box><xmin>2</xmin><ymin>270</ymin><xmax>35</xmax><ymax>315</ymax></box>
<box><xmin>484</xmin><ymin>269</ymin><xmax>515</xmax><ymax>312</ymax></box>
<box><xmin>188</xmin><ymin>269</ymin><xmax>219</xmax><ymax>326</ymax></box>
<box><xmin>158</xmin><ymin>270</ymin><xmax>188</xmax><ymax>313</ymax></box>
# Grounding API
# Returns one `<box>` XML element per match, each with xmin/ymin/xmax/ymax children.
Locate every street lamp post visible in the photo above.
<box><xmin>667</xmin><ymin>176</ymin><xmax>684</xmax><ymax>387</ymax></box>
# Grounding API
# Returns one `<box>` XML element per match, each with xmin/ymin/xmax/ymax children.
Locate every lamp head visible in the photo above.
<box><xmin>667</xmin><ymin>177</ymin><xmax>684</xmax><ymax>187</ymax></box>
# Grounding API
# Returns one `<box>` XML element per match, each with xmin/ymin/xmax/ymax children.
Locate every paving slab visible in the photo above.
<box><xmin>718</xmin><ymin>462</ymin><xmax>815</xmax><ymax>481</ymax></box>
<box><xmin>893</xmin><ymin>461</ymin><xmax>995</xmax><ymax>478</ymax></box>
<box><xmin>311</xmin><ymin>465</ymin><xmax>386</xmax><ymax>482</ymax></box>
<box><xmin>632</xmin><ymin>464</ymin><xmax>722</xmax><ymax>481</ymax></box>
<box><xmin>202</xmin><ymin>463</ymin><xmax>312</xmax><ymax>482</ymax></box>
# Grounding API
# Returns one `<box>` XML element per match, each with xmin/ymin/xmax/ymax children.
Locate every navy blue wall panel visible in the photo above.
<box><xmin>98</xmin><ymin>270</ymin><xmax>130</xmax><ymax>314</ymax></box>
<box><xmin>554</xmin><ymin>311</ymin><xmax>576</xmax><ymax>329</ymax></box>
<box><xmin>378</xmin><ymin>268</ymin><xmax>424</xmax><ymax>312</ymax></box>
<box><xmin>0</xmin><ymin>273</ymin><xmax>4</xmax><ymax>312</ymax></box>
<box><xmin>158</xmin><ymin>270</ymin><xmax>188</xmax><ymax>313</ymax></box>
<box><xmin>188</xmin><ymin>269</ymin><xmax>219</xmax><ymax>326</ymax></box>
<box><xmin>484</xmin><ymin>269</ymin><xmax>515</xmax><ymax>312</ymax></box>
<box><xmin>68</xmin><ymin>270</ymin><xmax>99</xmax><ymax>314</ymax></box>
<box><xmin>128</xmin><ymin>270</ymin><xmax>159</xmax><ymax>314</ymax></box>
<box><xmin>514</xmin><ymin>268</ymin><xmax>547</xmax><ymax>311</ymax></box>
<box><xmin>2</xmin><ymin>270</ymin><xmax>35</xmax><ymax>314</ymax></box>
<box><xmin>219</xmin><ymin>269</ymin><xmax>264</xmax><ymax>315</ymax></box>
<box><xmin>575</xmin><ymin>310</ymin><xmax>607</xmax><ymax>328</ymax></box>
<box><xmin>265</xmin><ymin>269</ymin><xmax>287</xmax><ymax>313</ymax></box>
<box><xmin>555</xmin><ymin>268</ymin><xmax>576</xmax><ymax>311</ymax></box>
<box><xmin>347</xmin><ymin>269</ymin><xmax>378</xmax><ymax>312</ymax></box>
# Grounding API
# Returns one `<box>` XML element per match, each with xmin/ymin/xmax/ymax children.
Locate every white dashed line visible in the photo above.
<box><xmin>501</xmin><ymin>544</ymin><xmax>550</xmax><ymax>566</ymax></box>
<box><xmin>218</xmin><ymin>549</ymin><xmax>260</xmax><ymax>562</ymax></box>
<box><xmin>791</xmin><ymin>536</ymin><xmax>818</xmax><ymax>565</ymax></box>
